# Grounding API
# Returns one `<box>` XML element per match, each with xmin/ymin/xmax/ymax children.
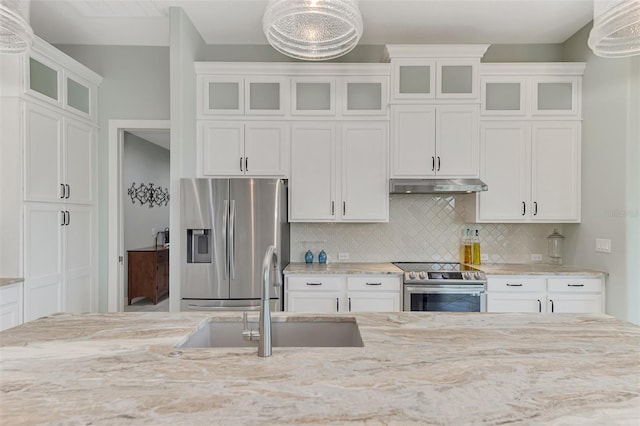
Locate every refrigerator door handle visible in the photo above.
<box><xmin>222</xmin><ymin>199</ymin><xmax>229</xmax><ymax>279</ymax></box>
<box><xmin>186</xmin><ymin>304</ymin><xmax>261</xmax><ymax>311</ymax></box>
<box><xmin>229</xmin><ymin>199</ymin><xmax>236</xmax><ymax>280</ymax></box>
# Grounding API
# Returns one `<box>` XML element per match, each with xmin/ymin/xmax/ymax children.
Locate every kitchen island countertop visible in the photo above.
<box><xmin>284</xmin><ymin>262</ymin><xmax>403</xmax><ymax>275</ymax></box>
<box><xmin>477</xmin><ymin>263</ymin><xmax>607</xmax><ymax>276</ymax></box>
<box><xmin>1</xmin><ymin>311</ymin><xmax>638</xmax><ymax>425</ymax></box>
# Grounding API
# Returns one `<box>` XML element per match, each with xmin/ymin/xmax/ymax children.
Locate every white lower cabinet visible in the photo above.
<box><xmin>0</xmin><ymin>282</ymin><xmax>24</xmax><ymax>331</ymax></box>
<box><xmin>285</xmin><ymin>274</ymin><xmax>400</xmax><ymax>313</ymax></box>
<box><xmin>24</xmin><ymin>203</ymin><xmax>94</xmax><ymax>321</ymax></box>
<box><xmin>487</xmin><ymin>275</ymin><xmax>604</xmax><ymax>314</ymax></box>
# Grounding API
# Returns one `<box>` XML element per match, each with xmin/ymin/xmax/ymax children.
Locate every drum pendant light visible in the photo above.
<box><xmin>0</xmin><ymin>0</ymin><xmax>34</xmax><ymax>54</ymax></box>
<box><xmin>588</xmin><ymin>0</ymin><xmax>640</xmax><ymax>58</ymax></box>
<box><xmin>263</xmin><ymin>0</ymin><xmax>363</xmax><ymax>61</ymax></box>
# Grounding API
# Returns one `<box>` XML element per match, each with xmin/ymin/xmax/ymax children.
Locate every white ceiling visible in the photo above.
<box><xmin>29</xmin><ymin>0</ymin><xmax>595</xmax><ymax>47</ymax></box>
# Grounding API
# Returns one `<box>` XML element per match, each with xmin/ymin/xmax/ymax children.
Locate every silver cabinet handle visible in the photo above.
<box><xmin>437</xmin><ymin>156</ymin><xmax>441</xmax><ymax>171</ymax></box>
<box><xmin>366</xmin><ymin>282</ymin><xmax>382</xmax><ymax>286</ymax></box>
<box><xmin>522</xmin><ymin>201</ymin><xmax>526</xmax><ymax>216</ymax></box>
<box><xmin>537</xmin><ymin>299</ymin><xmax>542</xmax><ymax>313</ymax></box>
<box><xmin>306</xmin><ymin>282</ymin><xmax>322</xmax><ymax>286</ymax></box>
<box><xmin>239</xmin><ymin>157</ymin><xmax>243</xmax><ymax>172</ymax></box>
<box><xmin>223</xmin><ymin>200</ymin><xmax>229</xmax><ymax>279</ymax></box>
<box><xmin>229</xmin><ymin>200</ymin><xmax>236</xmax><ymax>279</ymax></box>
<box><xmin>533</xmin><ymin>201</ymin><xmax>538</xmax><ymax>216</ymax></box>
<box><xmin>549</xmin><ymin>299</ymin><xmax>554</xmax><ymax>313</ymax></box>
<box><xmin>506</xmin><ymin>283</ymin><xmax>523</xmax><ymax>287</ymax></box>
<box><xmin>567</xmin><ymin>284</ymin><xmax>585</xmax><ymax>287</ymax></box>
<box><xmin>65</xmin><ymin>184</ymin><xmax>70</xmax><ymax>199</ymax></box>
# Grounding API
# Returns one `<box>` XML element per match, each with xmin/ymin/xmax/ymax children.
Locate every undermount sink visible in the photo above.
<box><xmin>177</xmin><ymin>316</ymin><xmax>364</xmax><ymax>348</ymax></box>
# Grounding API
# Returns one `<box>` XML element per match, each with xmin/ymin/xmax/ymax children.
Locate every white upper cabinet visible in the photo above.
<box><xmin>468</xmin><ymin>120</ymin><xmax>580</xmax><ymax>223</ymax></box>
<box><xmin>200</xmin><ymin>121</ymin><xmax>288</xmax><ymax>177</ymax></box>
<box><xmin>290</xmin><ymin>122</ymin><xmax>389</xmax><ymax>223</ymax></box>
<box><xmin>292</xmin><ymin>77</ymin><xmax>336</xmax><ymax>116</ymax></box>
<box><xmin>480</xmin><ymin>63</ymin><xmax>585</xmax><ymax>118</ymax></box>
<box><xmin>201</xmin><ymin>76</ymin><xmax>244</xmax><ymax>115</ymax></box>
<box><xmin>391</xmin><ymin>104</ymin><xmax>479</xmax><ymax>178</ymax></box>
<box><xmin>245</xmin><ymin>77</ymin><xmax>287</xmax><ymax>115</ymax></box>
<box><xmin>24</xmin><ymin>41</ymin><xmax>100</xmax><ymax>121</ymax></box>
<box><xmin>341</xmin><ymin>76</ymin><xmax>388</xmax><ymax>116</ymax></box>
<box><xmin>385</xmin><ymin>45</ymin><xmax>489</xmax><ymax>102</ymax></box>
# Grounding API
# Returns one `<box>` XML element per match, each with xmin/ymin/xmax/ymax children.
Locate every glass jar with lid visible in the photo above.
<box><xmin>547</xmin><ymin>228</ymin><xmax>565</xmax><ymax>265</ymax></box>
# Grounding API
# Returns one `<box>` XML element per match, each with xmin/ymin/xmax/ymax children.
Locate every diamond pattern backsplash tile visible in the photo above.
<box><xmin>291</xmin><ymin>194</ymin><xmax>560</xmax><ymax>264</ymax></box>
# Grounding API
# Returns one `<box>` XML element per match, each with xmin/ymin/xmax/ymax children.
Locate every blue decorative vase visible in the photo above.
<box><xmin>318</xmin><ymin>250</ymin><xmax>327</xmax><ymax>264</ymax></box>
<box><xmin>304</xmin><ymin>250</ymin><xmax>313</xmax><ymax>264</ymax></box>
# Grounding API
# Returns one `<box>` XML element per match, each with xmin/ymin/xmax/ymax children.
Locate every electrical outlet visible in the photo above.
<box><xmin>338</xmin><ymin>252</ymin><xmax>349</xmax><ymax>261</ymax></box>
<box><xmin>151</xmin><ymin>227</ymin><xmax>156</xmax><ymax>236</ymax></box>
<box><xmin>480</xmin><ymin>254</ymin><xmax>488</xmax><ymax>262</ymax></box>
<box><xmin>595</xmin><ymin>238</ymin><xmax>612</xmax><ymax>253</ymax></box>
<box><xmin>531</xmin><ymin>254</ymin><xmax>543</xmax><ymax>262</ymax></box>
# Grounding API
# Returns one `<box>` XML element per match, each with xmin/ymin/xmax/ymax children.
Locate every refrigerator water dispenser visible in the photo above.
<box><xmin>187</xmin><ymin>229</ymin><xmax>212</xmax><ymax>263</ymax></box>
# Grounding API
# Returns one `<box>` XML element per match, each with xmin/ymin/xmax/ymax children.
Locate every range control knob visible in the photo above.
<box><xmin>418</xmin><ymin>271</ymin><xmax>427</xmax><ymax>279</ymax></box>
<box><xmin>475</xmin><ymin>272</ymin><xmax>484</xmax><ymax>279</ymax></box>
<box><xmin>408</xmin><ymin>271</ymin><xmax>417</xmax><ymax>279</ymax></box>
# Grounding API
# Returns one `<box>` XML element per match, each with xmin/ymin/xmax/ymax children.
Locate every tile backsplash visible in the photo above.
<box><xmin>291</xmin><ymin>194</ymin><xmax>560</xmax><ymax>264</ymax></box>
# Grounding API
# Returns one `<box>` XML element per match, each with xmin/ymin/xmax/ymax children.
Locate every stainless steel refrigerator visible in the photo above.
<box><xmin>180</xmin><ymin>178</ymin><xmax>289</xmax><ymax>311</ymax></box>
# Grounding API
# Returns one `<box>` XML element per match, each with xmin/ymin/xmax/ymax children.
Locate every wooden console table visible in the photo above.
<box><xmin>127</xmin><ymin>246</ymin><xmax>169</xmax><ymax>305</ymax></box>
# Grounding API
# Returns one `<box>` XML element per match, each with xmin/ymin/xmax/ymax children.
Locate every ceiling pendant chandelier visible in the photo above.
<box><xmin>0</xmin><ymin>0</ymin><xmax>34</xmax><ymax>54</ymax></box>
<box><xmin>263</xmin><ymin>0</ymin><xmax>363</xmax><ymax>61</ymax></box>
<box><xmin>588</xmin><ymin>0</ymin><xmax>640</xmax><ymax>58</ymax></box>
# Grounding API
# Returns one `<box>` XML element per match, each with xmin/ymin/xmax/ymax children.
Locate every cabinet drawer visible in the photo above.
<box><xmin>347</xmin><ymin>276</ymin><xmax>400</xmax><ymax>292</ymax></box>
<box><xmin>0</xmin><ymin>284</ymin><xmax>21</xmax><ymax>306</ymax></box>
<box><xmin>156</xmin><ymin>249</ymin><xmax>169</xmax><ymax>263</ymax></box>
<box><xmin>487</xmin><ymin>276</ymin><xmax>546</xmax><ymax>292</ymax></box>
<box><xmin>548</xmin><ymin>278</ymin><xmax>602</xmax><ymax>293</ymax></box>
<box><xmin>287</xmin><ymin>276</ymin><xmax>344</xmax><ymax>291</ymax></box>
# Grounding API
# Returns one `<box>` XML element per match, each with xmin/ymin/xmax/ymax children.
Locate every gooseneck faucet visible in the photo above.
<box><xmin>258</xmin><ymin>245</ymin><xmax>280</xmax><ymax>357</ymax></box>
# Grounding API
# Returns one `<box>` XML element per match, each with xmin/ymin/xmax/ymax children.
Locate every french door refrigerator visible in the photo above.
<box><xmin>180</xmin><ymin>178</ymin><xmax>289</xmax><ymax>311</ymax></box>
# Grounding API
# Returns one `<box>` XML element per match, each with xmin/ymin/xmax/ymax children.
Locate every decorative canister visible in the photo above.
<box><xmin>304</xmin><ymin>250</ymin><xmax>314</xmax><ymax>264</ymax></box>
<box><xmin>547</xmin><ymin>228</ymin><xmax>565</xmax><ymax>265</ymax></box>
<box><xmin>318</xmin><ymin>250</ymin><xmax>327</xmax><ymax>264</ymax></box>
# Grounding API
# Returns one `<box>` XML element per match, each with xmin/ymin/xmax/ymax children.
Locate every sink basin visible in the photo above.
<box><xmin>177</xmin><ymin>316</ymin><xmax>364</xmax><ymax>348</ymax></box>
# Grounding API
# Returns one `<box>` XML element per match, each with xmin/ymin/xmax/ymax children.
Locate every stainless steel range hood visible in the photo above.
<box><xmin>389</xmin><ymin>179</ymin><xmax>488</xmax><ymax>194</ymax></box>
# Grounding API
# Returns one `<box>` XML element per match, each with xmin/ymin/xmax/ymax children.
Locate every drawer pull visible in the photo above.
<box><xmin>567</xmin><ymin>284</ymin><xmax>585</xmax><ymax>287</ymax></box>
<box><xmin>537</xmin><ymin>299</ymin><xmax>542</xmax><ymax>313</ymax></box>
<box><xmin>366</xmin><ymin>282</ymin><xmax>382</xmax><ymax>286</ymax></box>
<box><xmin>506</xmin><ymin>283</ymin><xmax>523</xmax><ymax>287</ymax></box>
<box><xmin>306</xmin><ymin>282</ymin><xmax>322</xmax><ymax>286</ymax></box>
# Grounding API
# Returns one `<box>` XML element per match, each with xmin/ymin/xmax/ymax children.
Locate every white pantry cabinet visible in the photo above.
<box><xmin>289</xmin><ymin>122</ymin><xmax>388</xmax><ymax>222</ymax></box>
<box><xmin>487</xmin><ymin>275</ymin><xmax>604</xmax><ymax>314</ymax></box>
<box><xmin>200</xmin><ymin>121</ymin><xmax>288</xmax><ymax>177</ymax></box>
<box><xmin>391</xmin><ymin>104</ymin><xmax>479</xmax><ymax>178</ymax></box>
<box><xmin>468</xmin><ymin>120</ymin><xmax>580</xmax><ymax>223</ymax></box>
<box><xmin>0</xmin><ymin>37</ymin><xmax>100</xmax><ymax>320</ymax></box>
<box><xmin>0</xmin><ymin>282</ymin><xmax>24</xmax><ymax>331</ymax></box>
<box><xmin>23</xmin><ymin>203</ymin><xmax>94</xmax><ymax>320</ymax></box>
<box><xmin>285</xmin><ymin>275</ymin><xmax>400</xmax><ymax>313</ymax></box>
<box><xmin>24</xmin><ymin>103</ymin><xmax>95</xmax><ymax>204</ymax></box>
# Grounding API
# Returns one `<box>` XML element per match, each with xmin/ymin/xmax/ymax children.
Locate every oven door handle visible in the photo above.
<box><xmin>405</xmin><ymin>286</ymin><xmax>485</xmax><ymax>295</ymax></box>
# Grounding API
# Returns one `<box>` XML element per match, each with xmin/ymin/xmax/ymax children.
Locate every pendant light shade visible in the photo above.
<box><xmin>263</xmin><ymin>0</ymin><xmax>363</xmax><ymax>61</ymax></box>
<box><xmin>0</xmin><ymin>0</ymin><xmax>33</xmax><ymax>54</ymax></box>
<box><xmin>588</xmin><ymin>0</ymin><xmax>640</xmax><ymax>58</ymax></box>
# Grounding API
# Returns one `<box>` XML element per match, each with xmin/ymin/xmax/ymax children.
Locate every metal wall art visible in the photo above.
<box><xmin>128</xmin><ymin>182</ymin><xmax>170</xmax><ymax>207</ymax></box>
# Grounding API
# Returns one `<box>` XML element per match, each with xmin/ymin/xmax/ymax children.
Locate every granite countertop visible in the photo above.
<box><xmin>477</xmin><ymin>263</ymin><xmax>607</xmax><ymax>276</ymax></box>
<box><xmin>0</xmin><ymin>278</ymin><xmax>23</xmax><ymax>287</ymax></box>
<box><xmin>1</xmin><ymin>311</ymin><xmax>638</xmax><ymax>425</ymax></box>
<box><xmin>284</xmin><ymin>262</ymin><xmax>403</xmax><ymax>275</ymax></box>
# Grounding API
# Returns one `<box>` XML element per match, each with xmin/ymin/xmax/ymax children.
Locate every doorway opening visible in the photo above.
<box><xmin>107</xmin><ymin>120</ymin><xmax>170</xmax><ymax>312</ymax></box>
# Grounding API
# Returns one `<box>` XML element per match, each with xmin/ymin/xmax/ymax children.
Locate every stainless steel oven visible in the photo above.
<box><xmin>395</xmin><ymin>263</ymin><xmax>487</xmax><ymax>312</ymax></box>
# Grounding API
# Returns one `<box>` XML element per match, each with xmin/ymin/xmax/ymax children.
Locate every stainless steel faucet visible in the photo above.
<box><xmin>242</xmin><ymin>245</ymin><xmax>280</xmax><ymax>357</ymax></box>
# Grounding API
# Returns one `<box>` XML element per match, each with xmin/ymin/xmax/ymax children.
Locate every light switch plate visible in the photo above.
<box><xmin>338</xmin><ymin>252</ymin><xmax>349</xmax><ymax>261</ymax></box>
<box><xmin>595</xmin><ymin>238</ymin><xmax>612</xmax><ymax>253</ymax></box>
<box><xmin>531</xmin><ymin>254</ymin><xmax>543</xmax><ymax>262</ymax></box>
